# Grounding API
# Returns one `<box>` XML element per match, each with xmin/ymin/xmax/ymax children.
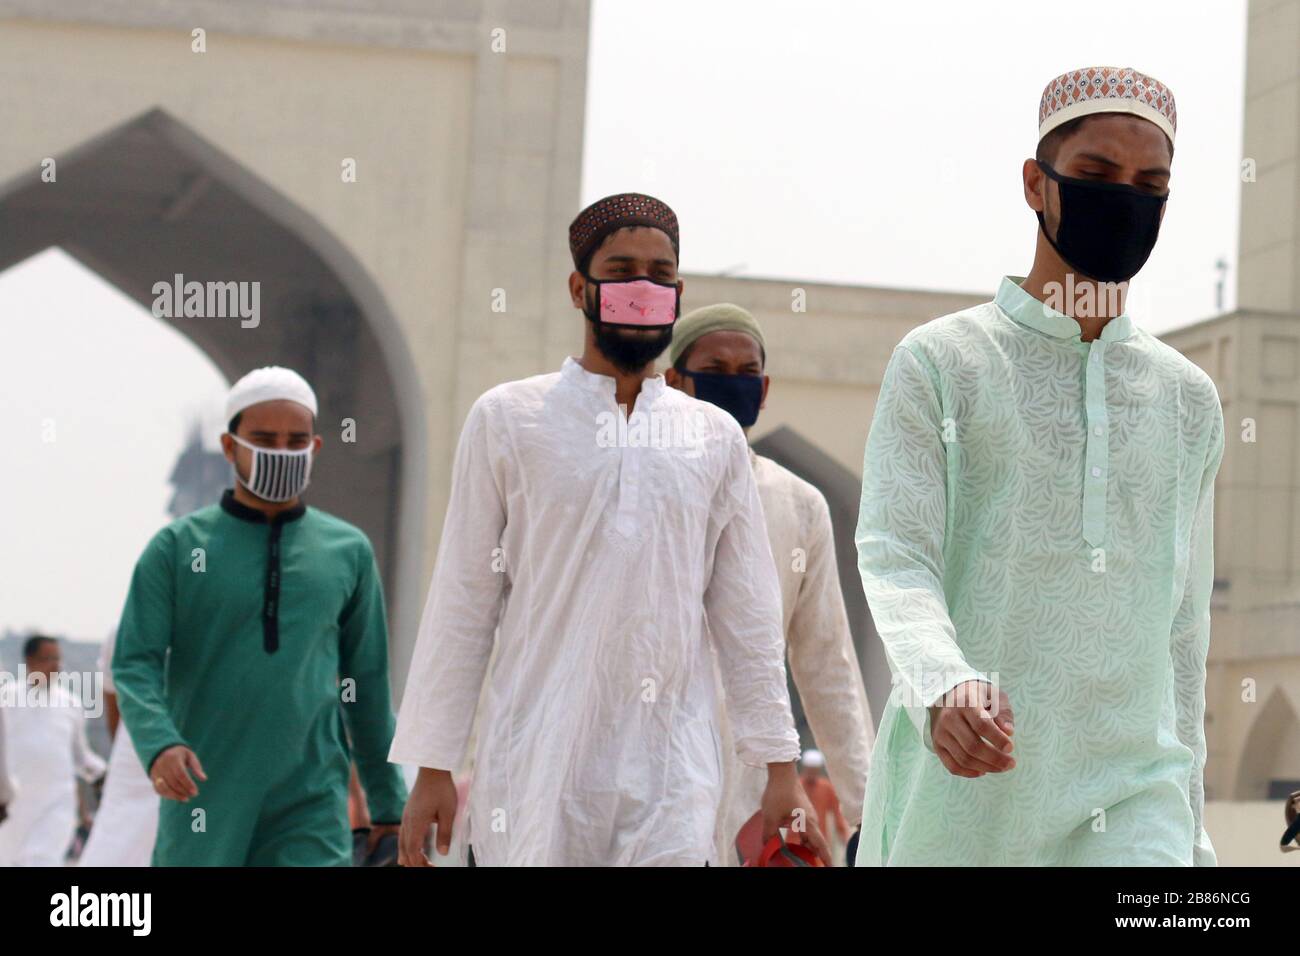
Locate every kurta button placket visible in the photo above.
<box><xmin>615</xmin><ymin>435</ymin><xmax>643</xmax><ymax>539</ymax></box>
<box><xmin>263</xmin><ymin>521</ymin><xmax>283</xmax><ymax>653</ymax></box>
<box><xmin>1082</xmin><ymin>340</ymin><xmax>1109</xmax><ymax>547</ymax></box>
<box><xmin>608</xmin><ymin>390</ymin><xmax>651</xmax><ymax>541</ymax></box>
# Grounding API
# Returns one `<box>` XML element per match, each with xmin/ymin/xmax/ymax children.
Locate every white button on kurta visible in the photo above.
<box><xmin>390</xmin><ymin>357</ymin><xmax>800</xmax><ymax>866</ymax></box>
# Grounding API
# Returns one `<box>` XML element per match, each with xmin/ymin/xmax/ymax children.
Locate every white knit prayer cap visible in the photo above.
<box><xmin>225</xmin><ymin>366</ymin><xmax>318</xmax><ymax>422</ymax></box>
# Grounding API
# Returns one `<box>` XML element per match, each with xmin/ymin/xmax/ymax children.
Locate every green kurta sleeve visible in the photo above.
<box><xmin>856</xmin><ymin>344</ymin><xmax>988</xmax><ymax>748</ymax></box>
<box><xmin>339</xmin><ymin>543</ymin><xmax>408</xmax><ymax>824</ymax></box>
<box><xmin>1170</xmin><ymin>401</ymin><xmax>1224</xmax><ymax>867</ymax></box>
<box><xmin>113</xmin><ymin>529</ymin><xmax>190</xmax><ymax>773</ymax></box>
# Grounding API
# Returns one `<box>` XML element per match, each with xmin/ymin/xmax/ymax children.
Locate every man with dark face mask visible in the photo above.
<box><xmin>856</xmin><ymin>68</ymin><xmax>1224</xmax><ymax>865</ymax></box>
<box><xmin>393</xmin><ymin>194</ymin><xmax>828</xmax><ymax>866</ymax></box>
<box><xmin>664</xmin><ymin>303</ymin><xmax>875</xmax><ymax>866</ymax></box>
<box><xmin>112</xmin><ymin>366</ymin><xmax>407</xmax><ymax>865</ymax></box>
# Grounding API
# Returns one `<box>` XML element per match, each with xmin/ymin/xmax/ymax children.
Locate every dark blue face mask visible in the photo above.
<box><xmin>681</xmin><ymin>370</ymin><xmax>763</xmax><ymax>427</ymax></box>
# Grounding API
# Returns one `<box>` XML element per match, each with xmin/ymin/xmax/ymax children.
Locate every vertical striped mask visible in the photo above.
<box><xmin>230</xmin><ymin>434</ymin><xmax>314</xmax><ymax>503</ymax></box>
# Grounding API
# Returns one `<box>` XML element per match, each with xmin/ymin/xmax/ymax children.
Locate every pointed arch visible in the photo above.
<box><xmin>0</xmin><ymin>108</ymin><xmax>427</xmax><ymax>660</ymax></box>
<box><xmin>1234</xmin><ymin>685</ymin><xmax>1300</xmax><ymax>799</ymax></box>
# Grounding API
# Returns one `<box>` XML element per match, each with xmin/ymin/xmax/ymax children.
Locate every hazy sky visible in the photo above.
<box><xmin>584</xmin><ymin>0</ymin><xmax>1247</xmax><ymax>331</ymax></box>
<box><xmin>1</xmin><ymin>0</ymin><xmax>1250</xmax><ymax>640</ymax></box>
<box><xmin>0</xmin><ymin>250</ymin><xmax>229</xmax><ymax>647</ymax></box>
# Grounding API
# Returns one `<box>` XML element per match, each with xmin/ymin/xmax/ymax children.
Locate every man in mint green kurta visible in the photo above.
<box><xmin>855</xmin><ymin>68</ymin><xmax>1222</xmax><ymax>866</ymax></box>
<box><xmin>113</xmin><ymin>367</ymin><xmax>407</xmax><ymax>865</ymax></box>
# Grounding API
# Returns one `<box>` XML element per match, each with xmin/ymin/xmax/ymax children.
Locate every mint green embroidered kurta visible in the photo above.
<box><xmin>855</xmin><ymin>276</ymin><xmax>1223</xmax><ymax>866</ymax></box>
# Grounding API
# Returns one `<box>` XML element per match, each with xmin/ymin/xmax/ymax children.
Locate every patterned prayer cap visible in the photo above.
<box><xmin>569</xmin><ymin>192</ymin><xmax>679</xmax><ymax>270</ymax></box>
<box><xmin>1038</xmin><ymin>66</ymin><xmax>1176</xmax><ymax>144</ymax></box>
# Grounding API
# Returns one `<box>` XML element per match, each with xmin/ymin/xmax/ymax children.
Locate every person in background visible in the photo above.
<box><xmin>78</xmin><ymin>627</ymin><xmax>159</xmax><ymax>867</ymax></box>
<box><xmin>664</xmin><ymin>302</ymin><xmax>875</xmax><ymax>866</ymax></box>
<box><xmin>0</xmin><ymin>636</ymin><xmax>106</xmax><ymax>866</ymax></box>
<box><xmin>1281</xmin><ymin>790</ymin><xmax>1300</xmax><ymax>853</ymax></box>
<box><xmin>113</xmin><ymin>366</ymin><xmax>407</xmax><ymax>866</ymax></box>
<box><xmin>798</xmin><ymin>750</ymin><xmax>850</xmax><ymax>849</ymax></box>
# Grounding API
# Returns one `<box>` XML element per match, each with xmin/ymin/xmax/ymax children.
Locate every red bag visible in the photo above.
<box><xmin>736</xmin><ymin>811</ymin><xmax>824</xmax><ymax>867</ymax></box>
<box><xmin>746</xmin><ymin>834</ymin><xmax>823</xmax><ymax>867</ymax></box>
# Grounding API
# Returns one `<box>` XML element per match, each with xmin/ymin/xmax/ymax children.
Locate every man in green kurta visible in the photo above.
<box><xmin>856</xmin><ymin>68</ymin><xmax>1222</xmax><ymax>865</ymax></box>
<box><xmin>113</xmin><ymin>366</ymin><xmax>407</xmax><ymax>866</ymax></box>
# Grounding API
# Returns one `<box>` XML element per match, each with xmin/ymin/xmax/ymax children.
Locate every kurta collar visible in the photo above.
<box><xmin>220</xmin><ymin>488</ymin><xmax>307</xmax><ymax>525</ymax></box>
<box><xmin>994</xmin><ymin>276</ymin><xmax>1133</xmax><ymax>343</ymax></box>
<box><xmin>560</xmin><ymin>355</ymin><xmax>667</xmax><ymax>401</ymax></box>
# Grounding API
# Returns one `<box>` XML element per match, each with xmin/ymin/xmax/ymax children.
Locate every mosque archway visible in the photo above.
<box><xmin>0</xmin><ymin>108</ymin><xmax>427</xmax><ymax>672</ymax></box>
<box><xmin>1233</xmin><ymin>686</ymin><xmax>1300</xmax><ymax>800</ymax></box>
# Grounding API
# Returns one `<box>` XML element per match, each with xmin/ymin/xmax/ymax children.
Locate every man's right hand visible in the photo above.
<box><xmin>150</xmin><ymin>745</ymin><xmax>207</xmax><ymax>802</ymax></box>
<box><xmin>398</xmin><ymin>768</ymin><xmax>458</xmax><ymax>867</ymax></box>
<box><xmin>928</xmin><ymin>680</ymin><xmax>1015</xmax><ymax>778</ymax></box>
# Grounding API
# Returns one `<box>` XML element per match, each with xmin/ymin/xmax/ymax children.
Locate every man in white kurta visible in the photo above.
<box><xmin>663</xmin><ymin>303</ymin><xmax>875</xmax><ymax>866</ymax></box>
<box><xmin>79</xmin><ymin>629</ymin><xmax>158</xmax><ymax>867</ymax></box>
<box><xmin>717</xmin><ymin>452</ymin><xmax>877</xmax><ymax>864</ymax></box>
<box><xmin>392</xmin><ymin>358</ymin><xmax>800</xmax><ymax>865</ymax></box>
<box><xmin>392</xmin><ymin>193</ymin><xmax>811</xmax><ymax>866</ymax></box>
<box><xmin>0</xmin><ymin>637</ymin><xmax>106</xmax><ymax>867</ymax></box>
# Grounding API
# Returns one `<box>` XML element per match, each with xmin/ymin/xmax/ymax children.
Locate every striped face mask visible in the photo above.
<box><xmin>229</xmin><ymin>434</ymin><xmax>314</xmax><ymax>503</ymax></box>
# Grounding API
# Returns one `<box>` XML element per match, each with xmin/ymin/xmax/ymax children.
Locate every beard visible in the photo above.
<box><xmin>585</xmin><ymin>287</ymin><xmax>673</xmax><ymax>374</ymax></box>
<box><xmin>591</xmin><ymin>323</ymin><xmax>674</xmax><ymax>374</ymax></box>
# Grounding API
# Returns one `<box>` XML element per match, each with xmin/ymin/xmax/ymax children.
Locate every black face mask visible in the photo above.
<box><xmin>681</xmin><ymin>370</ymin><xmax>763</xmax><ymax>427</ymax></box>
<box><xmin>1036</xmin><ymin>160</ymin><xmax>1168</xmax><ymax>283</ymax></box>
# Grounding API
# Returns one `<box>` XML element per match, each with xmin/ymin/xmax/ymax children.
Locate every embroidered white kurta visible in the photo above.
<box><xmin>713</xmin><ymin>449</ymin><xmax>875</xmax><ymax>865</ymax></box>
<box><xmin>0</xmin><ymin>683</ymin><xmax>105</xmax><ymax>867</ymax></box>
<box><xmin>856</xmin><ymin>277</ymin><xmax>1223</xmax><ymax>866</ymax></box>
<box><xmin>79</xmin><ymin>631</ymin><xmax>159</xmax><ymax>868</ymax></box>
<box><xmin>390</xmin><ymin>357</ymin><xmax>800</xmax><ymax>866</ymax></box>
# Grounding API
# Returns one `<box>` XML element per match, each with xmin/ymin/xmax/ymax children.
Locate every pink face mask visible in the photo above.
<box><xmin>590</xmin><ymin>277</ymin><xmax>679</xmax><ymax>328</ymax></box>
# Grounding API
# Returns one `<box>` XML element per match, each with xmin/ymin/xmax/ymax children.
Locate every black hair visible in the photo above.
<box><xmin>579</xmin><ymin>225</ymin><xmax>680</xmax><ymax>276</ymax></box>
<box><xmin>23</xmin><ymin>634</ymin><xmax>57</xmax><ymax>658</ymax></box>
<box><xmin>673</xmin><ymin>338</ymin><xmax>767</xmax><ymax>374</ymax></box>
<box><xmin>1036</xmin><ymin>114</ymin><xmax>1174</xmax><ymax>166</ymax></box>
